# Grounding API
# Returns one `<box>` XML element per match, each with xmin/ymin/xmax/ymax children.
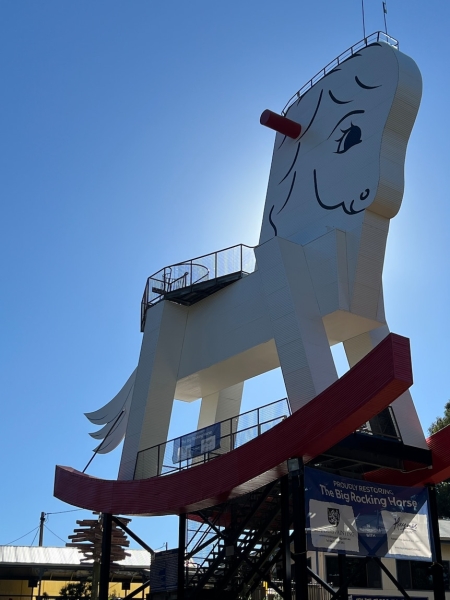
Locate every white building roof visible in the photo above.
<box><xmin>0</xmin><ymin>546</ymin><xmax>151</xmax><ymax>568</ymax></box>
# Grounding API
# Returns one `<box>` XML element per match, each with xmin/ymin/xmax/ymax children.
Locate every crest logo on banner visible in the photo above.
<box><xmin>328</xmin><ymin>508</ymin><xmax>340</xmax><ymax>527</ymax></box>
<box><xmin>305</xmin><ymin>467</ymin><xmax>432</xmax><ymax>560</ymax></box>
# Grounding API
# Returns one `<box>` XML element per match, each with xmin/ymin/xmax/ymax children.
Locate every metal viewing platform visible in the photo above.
<box><xmin>140</xmin><ymin>244</ymin><xmax>255</xmax><ymax>331</ymax></box>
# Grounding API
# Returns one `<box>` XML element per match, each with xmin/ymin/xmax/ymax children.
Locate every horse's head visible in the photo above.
<box><xmin>259</xmin><ymin>41</ymin><xmax>422</xmax><ymax>245</ymax></box>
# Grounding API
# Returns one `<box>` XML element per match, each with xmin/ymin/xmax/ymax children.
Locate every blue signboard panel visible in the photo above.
<box><xmin>305</xmin><ymin>467</ymin><xmax>432</xmax><ymax>560</ymax></box>
<box><xmin>349</xmin><ymin>596</ymin><xmax>428</xmax><ymax>600</ymax></box>
<box><xmin>149</xmin><ymin>549</ymin><xmax>178</xmax><ymax>593</ymax></box>
<box><xmin>172</xmin><ymin>423</ymin><xmax>221</xmax><ymax>463</ymax></box>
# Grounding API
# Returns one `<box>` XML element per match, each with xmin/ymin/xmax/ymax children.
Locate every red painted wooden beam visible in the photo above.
<box><xmin>365</xmin><ymin>424</ymin><xmax>450</xmax><ymax>487</ymax></box>
<box><xmin>260</xmin><ymin>109</ymin><xmax>301</xmax><ymax>138</ymax></box>
<box><xmin>54</xmin><ymin>334</ymin><xmax>412</xmax><ymax>516</ymax></box>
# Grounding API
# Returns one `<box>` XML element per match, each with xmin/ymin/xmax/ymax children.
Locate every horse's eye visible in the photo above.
<box><xmin>335</xmin><ymin>123</ymin><xmax>362</xmax><ymax>154</ymax></box>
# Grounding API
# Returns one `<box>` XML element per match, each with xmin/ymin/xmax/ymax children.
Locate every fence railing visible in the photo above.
<box><xmin>357</xmin><ymin>406</ymin><xmax>402</xmax><ymax>441</ymax></box>
<box><xmin>134</xmin><ymin>398</ymin><xmax>290</xmax><ymax>480</ymax></box>
<box><xmin>281</xmin><ymin>31</ymin><xmax>399</xmax><ymax>116</ymax></box>
<box><xmin>141</xmin><ymin>243</ymin><xmax>256</xmax><ymax>331</ymax></box>
<box><xmin>261</xmin><ymin>582</ymin><xmax>333</xmax><ymax>600</ymax></box>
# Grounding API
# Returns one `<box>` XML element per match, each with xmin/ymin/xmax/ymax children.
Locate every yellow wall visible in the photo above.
<box><xmin>0</xmin><ymin>580</ymin><xmax>146</xmax><ymax>600</ymax></box>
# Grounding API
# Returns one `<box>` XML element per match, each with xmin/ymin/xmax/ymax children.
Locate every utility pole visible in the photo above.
<box><xmin>38</xmin><ymin>513</ymin><xmax>45</xmax><ymax>546</ymax></box>
<box><xmin>37</xmin><ymin>512</ymin><xmax>46</xmax><ymax>600</ymax></box>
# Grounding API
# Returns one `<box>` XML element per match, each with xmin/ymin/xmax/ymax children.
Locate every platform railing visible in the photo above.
<box><xmin>141</xmin><ymin>243</ymin><xmax>256</xmax><ymax>331</ymax></box>
<box><xmin>134</xmin><ymin>397</ymin><xmax>291</xmax><ymax>480</ymax></box>
<box><xmin>357</xmin><ymin>406</ymin><xmax>402</xmax><ymax>441</ymax></box>
<box><xmin>281</xmin><ymin>31</ymin><xmax>399</xmax><ymax>116</ymax></box>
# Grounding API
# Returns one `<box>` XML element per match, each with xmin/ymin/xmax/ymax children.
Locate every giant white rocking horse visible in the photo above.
<box><xmin>86</xmin><ymin>37</ymin><xmax>427</xmax><ymax>481</ymax></box>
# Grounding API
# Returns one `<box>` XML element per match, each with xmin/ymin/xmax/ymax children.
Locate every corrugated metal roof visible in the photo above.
<box><xmin>0</xmin><ymin>546</ymin><xmax>151</xmax><ymax>567</ymax></box>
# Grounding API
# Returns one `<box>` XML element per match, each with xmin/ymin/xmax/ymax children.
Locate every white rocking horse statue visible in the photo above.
<box><xmin>86</xmin><ymin>36</ymin><xmax>427</xmax><ymax>481</ymax></box>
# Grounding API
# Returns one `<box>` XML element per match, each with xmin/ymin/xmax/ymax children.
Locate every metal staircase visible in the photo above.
<box><xmin>184</xmin><ymin>479</ymin><xmax>289</xmax><ymax>599</ymax></box>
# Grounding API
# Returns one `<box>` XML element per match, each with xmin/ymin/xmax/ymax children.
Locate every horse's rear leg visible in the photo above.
<box><xmin>119</xmin><ymin>300</ymin><xmax>189</xmax><ymax>480</ymax></box>
<box><xmin>197</xmin><ymin>382</ymin><xmax>244</xmax><ymax>454</ymax></box>
<box><xmin>197</xmin><ymin>382</ymin><xmax>244</xmax><ymax>429</ymax></box>
<box><xmin>344</xmin><ymin>326</ymin><xmax>427</xmax><ymax>448</ymax></box>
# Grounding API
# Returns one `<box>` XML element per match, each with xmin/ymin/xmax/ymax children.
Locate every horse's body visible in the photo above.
<box><xmin>87</xmin><ymin>40</ymin><xmax>427</xmax><ymax>480</ymax></box>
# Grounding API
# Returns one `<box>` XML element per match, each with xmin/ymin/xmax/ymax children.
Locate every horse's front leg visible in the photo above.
<box><xmin>256</xmin><ymin>236</ymin><xmax>338</xmax><ymax>413</ymax></box>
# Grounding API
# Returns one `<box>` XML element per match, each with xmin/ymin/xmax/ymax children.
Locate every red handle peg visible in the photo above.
<box><xmin>260</xmin><ymin>109</ymin><xmax>301</xmax><ymax>139</ymax></box>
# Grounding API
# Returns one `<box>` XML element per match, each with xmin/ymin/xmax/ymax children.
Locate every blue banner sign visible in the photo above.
<box><xmin>305</xmin><ymin>467</ymin><xmax>432</xmax><ymax>560</ymax></box>
<box><xmin>149</xmin><ymin>549</ymin><xmax>178</xmax><ymax>592</ymax></box>
<box><xmin>172</xmin><ymin>423</ymin><xmax>221</xmax><ymax>463</ymax></box>
<box><xmin>349</xmin><ymin>596</ymin><xmax>428</xmax><ymax>600</ymax></box>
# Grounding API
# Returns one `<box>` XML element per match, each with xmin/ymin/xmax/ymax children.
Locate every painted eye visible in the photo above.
<box><xmin>335</xmin><ymin>123</ymin><xmax>362</xmax><ymax>154</ymax></box>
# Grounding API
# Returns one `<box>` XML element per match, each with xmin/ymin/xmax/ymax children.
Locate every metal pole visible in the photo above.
<box><xmin>338</xmin><ymin>553</ymin><xmax>347</xmax><ymax>600</ymax></box>
<box><xmin>91</xmin><ymin>561</ymin><xmax>101</xmax><ymax>600</ymax></box>
<box><xmin>361</xmin><ymin>0</ymin><xmax>366</xmax><ymax>38</ymax></box>
<box><xmin>428</xmin><ymin>484</ymin><xmax>446</xmax><ymax>600</ymax></box>
<box><xmin>280</xmin><ymin>475</ymin><xmax>292</xmax><ymax>599</ymax></box>
<box><xmin>383</xmin><ymin>2</ymin><xmax>388</xmax><ymax>35</ymax></box>
<box><xmin>291</xmin><ymin>463</ymin><xmax>308</xmax><ymax>600</ymax></box>
<box><xmin>178</xmin><ymin>513</ymin><xmax>187</xmax><ymax>600</ymax></box>
<box><xmin>99</xmin><ymin>513</ymin><xmax>112</xmax><ymax>600</ymax></box>
<box><xmin>38</xmin><ymin>512</ymin><xmax>45</xmax><ymax>546</ymax></box>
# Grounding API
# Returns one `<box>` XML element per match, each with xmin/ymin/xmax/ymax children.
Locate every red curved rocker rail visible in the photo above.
<box><xmin>55</xmin><ymin>334</ymin><xmax>419</xmax><ymax>516</ymax></box>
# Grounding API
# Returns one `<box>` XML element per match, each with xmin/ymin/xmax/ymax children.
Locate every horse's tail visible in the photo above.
<box><xmin>85</xmin><ymin>368</ymin><xmax>136</xmax><ymax>454</ymax></box>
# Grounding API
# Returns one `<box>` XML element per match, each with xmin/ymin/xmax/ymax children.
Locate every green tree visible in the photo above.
<box><xmin>428</xmin><ymin>401</ymin><xmax>450</xmax><ymax>519</ymax></box>
<box><xmin>428</xmin><ymin>400</ymin><xmax>450</xmax><ymax>435</ymax></box>
<box><xmin>59</xmin><ymin>581</ymin><xmax>92</xmax><ymax>600</ymax></box>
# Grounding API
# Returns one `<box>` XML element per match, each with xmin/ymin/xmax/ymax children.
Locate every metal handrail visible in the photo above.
<box><xmin>134</xmin><ymin>397</ymin><xmax>291</xmax><ymax>480</ymax></box>
<box><xmin>281</xmin><ymin>31</ymin><xmax>399</xmax><ymax>116</ymax></box>
<box><xmin>141</xmin><ymin>243</ymin><xmax>256</xmax><ymax>331</ymax></box>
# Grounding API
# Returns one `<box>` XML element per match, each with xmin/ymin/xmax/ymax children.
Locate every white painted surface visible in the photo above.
<box><xmin>86</xmin><ymin>41</ymin><xmax>427</xmax><ymax>478</ymax></box>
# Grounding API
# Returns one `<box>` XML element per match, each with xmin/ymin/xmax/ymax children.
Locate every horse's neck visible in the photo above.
<box><xmin>289</xmin><ymin>210</ymin><xmax>389</xmax><ymax>322</ymax></box>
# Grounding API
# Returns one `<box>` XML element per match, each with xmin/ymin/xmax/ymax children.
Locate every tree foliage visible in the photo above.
<box><xmin>428</xmin><ymin>400</ymin><xmax>450</xmax><ymax>436</ymax></box>
<box><xmin>60</xmin><ymin>582</ymin><xmax>92</xmax><ymax>600</ymax></box>
<box><xmin>428</xmin><ymin>401</ymin><xmax>450</xmax><ymax>519</ymax></box>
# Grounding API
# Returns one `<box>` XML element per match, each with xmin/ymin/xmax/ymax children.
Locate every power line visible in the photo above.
<box><xmin>5</xmin><ymin>526</ymin><xmax>40</xmax><ymax>546</ymax></box>
<box><xmin>31</xmin><ymin>528</ymin><xmax>39</xmax><ymax>547</ymax></box>
<box><xmin>44</xmin><ymin>524</ymin><xmax>67</xmax><ymax>544</ymax></box>
<box><xmin>45</xmin><ymin>509</ymin><xmax>83</xmax><ymax>515</ymax></box>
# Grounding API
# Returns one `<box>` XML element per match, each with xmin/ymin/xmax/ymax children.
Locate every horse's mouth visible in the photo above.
<box><xmin>313</xmin><ymin>169</ymin><xmax>368</xmax><ymax>216</ymax></box>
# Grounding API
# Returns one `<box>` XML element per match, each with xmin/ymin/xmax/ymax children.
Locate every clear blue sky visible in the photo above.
<box><xmin>1</xmin><ymin>0</ymin><xmax>450</xmax><ymax>551</ymax></box>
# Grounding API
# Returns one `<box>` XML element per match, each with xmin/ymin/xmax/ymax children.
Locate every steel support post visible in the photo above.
<box><xmin>281</xmin><ymin>475</ymin><xmax>292</xmax><ymax>599</ymax></box>
<box><xmin>291</xmin><ymin>462</ymin><xmax>309</xmax><ymax>600</ymax></box>
<box><xmin>178</xmin><ymin>513</ymin><xmax>187</xmax><ymax>600</ymax></box>
<box><xmin>99</xmin><ymin>513</ymin><xmax>112</xmax><ymax>600</ymax></box>
<box><xmin>428</xmin><ymin>484</ymin><xmax>446</xmax><ymax>600</ymax></box>
<box><xmin>338</xmin><ymin>553</ymin><xmax>347</xmax><ymax>600</ymax></box>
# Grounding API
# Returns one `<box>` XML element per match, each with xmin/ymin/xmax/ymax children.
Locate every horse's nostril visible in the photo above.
<box><xmin>360</xmin><ymin>189</ymin><xmax>370</xmax><ymax>200</ymax></box>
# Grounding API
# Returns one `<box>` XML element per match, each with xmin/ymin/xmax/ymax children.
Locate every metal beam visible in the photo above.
<box><xmin>291</xmin><ymin>462</ymin><xmax>309</xmax><ymax>600</ymax></box>
<box><xmin>122</xmin><ymin>580</ymin><xmax>151</xmax><ymax>600</ymax></box>
<box><xmin>371</xmin><ymin>556</ymin><xmax>411</xmax><ymax>600</ymax></box>
<box><xmin>428</xmin><ymin>484</ymin><xmax>446</xmax><ymax>600</ymax></box>
<box><xmin>111</xmin><ymin>516</ymin><xmax>155</xmax><ymax>559</ymax></box>
<box><xmin>98</xmin><ymin>514</ymin><xmax>112</xmax><ymax>600</ymax></box>
<box><xmin>280</xmin><ymin>475</ymin><xmax>292</xmax><ymax>599</ymax></box>
<box><xmin>338</xmin><ymin>554</ymin><xmax>347</xmax><ymax>600</ymax></box>
<box><xmin>178</xmin><ymin>514</ymin><xmax>186</xmax><ymax>600</ymax></box>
